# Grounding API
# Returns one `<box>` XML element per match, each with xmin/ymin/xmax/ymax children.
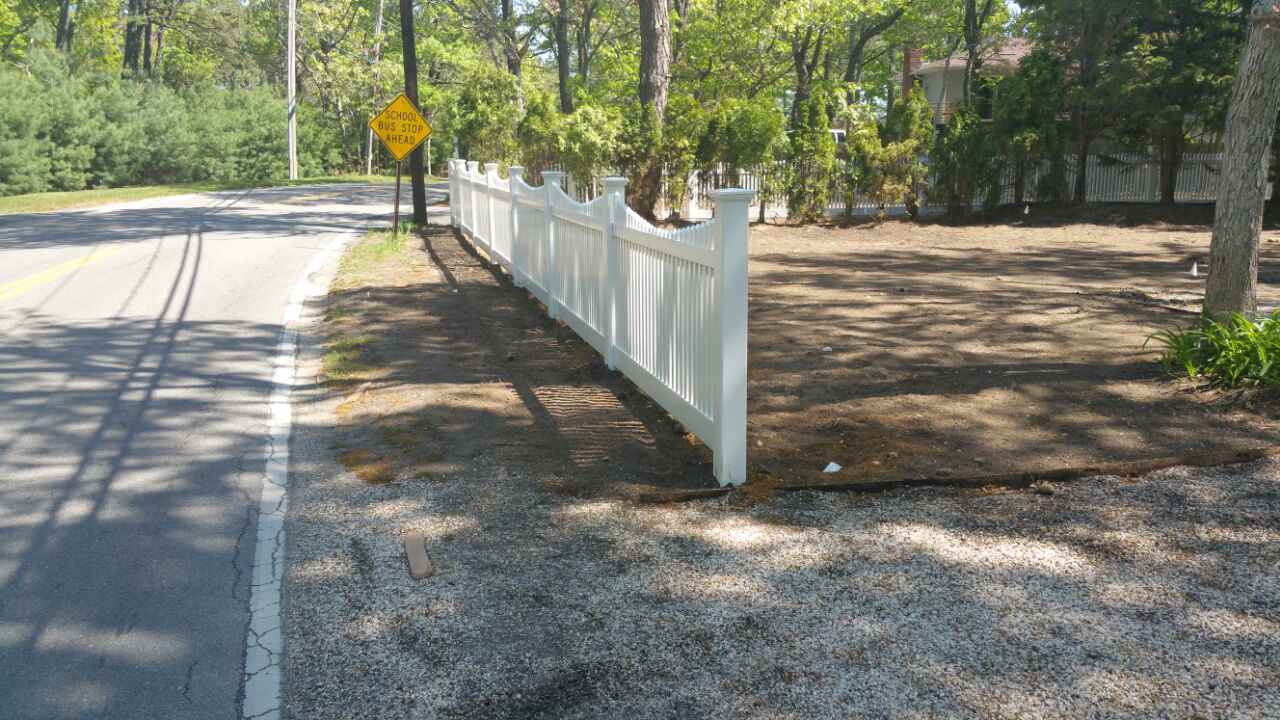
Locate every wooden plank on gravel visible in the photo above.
<box><xmin>632</xmin><ymin>446</ymin><xmax>1280</xmax><ymax>504</ymax></box>
<box><xmin>404</xmin><ymin>531</ymin><xmax>434</xmax><ymax>579</ymax></box>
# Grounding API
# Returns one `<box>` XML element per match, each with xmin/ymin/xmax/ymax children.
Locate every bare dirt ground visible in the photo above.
<box><xmin>319</xmin><ymin>225</ymin><xmax>711</xmax><ymax>499</ymax></box>
<box><xmin>748</xmin><ymin>216</ymin><xmax>1280</xmax><ymax>487</ymax></box>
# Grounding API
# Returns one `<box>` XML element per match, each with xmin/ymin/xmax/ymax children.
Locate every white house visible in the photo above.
<box><xmin>905</xmin><ymin>38</ymin><xmax>1033</xmax><ymax>125</ymax></box>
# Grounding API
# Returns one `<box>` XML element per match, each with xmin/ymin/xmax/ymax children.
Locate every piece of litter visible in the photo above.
<box><xmin>1024</xmin><ymin>204</ymin><xmax>1031</xmax><ymax>215</ymax></box>
<box><xmin>821</xmin><ymin>346</ymin><xmax>833</xmax><ymax>353</ymax></box>
<box><xmin>1191</xmin><ymin>261</ymin><xmax>1199</xmax><ymax>278</ymax></box>
<box><xmin>823</xmin><ymin>462</ymin><xmax>842</xmax><ymax>474</ymax></box>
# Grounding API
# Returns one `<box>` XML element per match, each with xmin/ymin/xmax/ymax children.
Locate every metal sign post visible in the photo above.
<box><xmin>393</xmin><ymin>161</ymin><xmax>402</xmax><ymax>234</ymax></box>
<box><xmin>368</xmin><ymin>92</ymin><xmax>432</xmax><ymax>233</ymax></box>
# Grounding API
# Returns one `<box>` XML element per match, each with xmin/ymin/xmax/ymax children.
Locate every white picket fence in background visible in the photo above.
<box><xmin>674</xmin><ymin>152</ymin><xmax>1239</xmax><ymax>220</ymax></box>
<box><xmin>449</xmin><ymin>159</ymin><xmax>754</xmax><ymax>486</ymax></box>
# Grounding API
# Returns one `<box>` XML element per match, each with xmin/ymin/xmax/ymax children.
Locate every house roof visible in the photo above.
<box><xmin>914</xmin><ymin>37</ymin><xmax>1033</xmax><ymax>76</ymax></box>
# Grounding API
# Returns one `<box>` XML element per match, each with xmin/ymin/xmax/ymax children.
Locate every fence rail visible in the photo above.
<box><xmin>449</xmin><ymin>158</ymin><xmax>754</xmax><ymax>486</ymax></box>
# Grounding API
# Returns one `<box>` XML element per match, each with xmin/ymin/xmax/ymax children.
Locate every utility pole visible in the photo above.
<box><xmin>287</xmin><ymin>0</ymin><xmax>299</xmax><ymax>180</ymax></box>
<box><xmin>365</xmin><ymin>0</ymin><xmax>386</xmax><ymax>176</ymax></box>
<box><xmin>400</xmin><ymin>0</ymin><xmax>427</xmax><ymax>225</ymax></box>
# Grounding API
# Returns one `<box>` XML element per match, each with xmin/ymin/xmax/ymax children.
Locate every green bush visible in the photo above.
<box><xmin>786</xmin><ymin>91</ymin><xmax>837</xmax><ymax>222</ymax></box>
<box><xmin>929</xmin><ymin>107</ymin><xmax>1002</xmax><ymax>218</ymax></box>
<box><xmin>658</xmin><ymin>93</ymin><xmax>708</xmax><ymax>211</ymax></box>
<box><xmin>697</xmin><ymin>97</ymin><xmax>786</xmax><ymax>187</ymax></box>
<box><xmin>838</xmin><ymin>88</ymin><xmax>933</xmax><ymax>219</ymax></box>
<box><xmin>1151</xmin><ymin>312</ymin><xmax>1280</xmax><ymax>388</ymax></box>
<box><xmin>0</xmin><ymin>53</ymin><xmax>349</xmax><ymax>197</ymax></box>
<box><xmin>562</xmin><ymin>103</ymin><xmax>624</xmax><ymax>183</ymax></box>
<box><xmin>516</xmin><ymin>92</ymin><xmax>565</xmax><ymax>174</ymax></box>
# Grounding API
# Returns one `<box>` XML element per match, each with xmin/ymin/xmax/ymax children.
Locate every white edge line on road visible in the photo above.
<box><xmin>241</xmin><ymin>231</ymin><xmax>355</xmax><ymax>720</ymax></box>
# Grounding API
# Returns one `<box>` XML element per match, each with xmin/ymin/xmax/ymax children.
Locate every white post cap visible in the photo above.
<box><xmin>709</xmin><ymin>188</ymin><xmax>756</xmax><ymax>203</ymax></box>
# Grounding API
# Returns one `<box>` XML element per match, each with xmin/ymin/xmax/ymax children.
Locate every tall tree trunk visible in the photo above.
<box><xmin>575</xmin><ymin>0</ymin><xmax>597</xmax><ymax>82</ymax></box>
<box><xmin>553</xmin><ymin>0</ymin><xmax>573</xmax><ymax>113</ymax></box>
<box><xmin>885</xmin><ymin>44</ymin><xmax>897</xmax><ymax>114</ymax></box>
<box><xmin>1072</xmin><ymin>135</ymin><xmax>1093</xmax><ymax>204</ymax></box>
<box><xmin>123</xmin><ymin>0</ymin><xmax>144</xmax><ymax>74</ymax></box>
<box><xmin>671</xmin><ymin>0</ymin><xmax>691</xmax><ymax>67</ymax></box>
<box><xmin>1204</xmin><ymin>1</ymin><xmax>1280</xmax><ymax>320</ymax></box>
<box><xmin>633</xmin><ymin>0</ymin><xmax>671</xmax><ymax>220</ymax></box>
<box><xmin>962</xmin><ymin>0</ymin><xmax>995</xmax><ymax>105</ymax></box>
<box><xmin>1158</xmin><ymin>122</ymin><xmax>1184</xmax><ymax>206</ymax></box>
<box><xmin>55</xmin><ymin>0</ymin><xmax>73</xmax><ymax>51</ymax></box>
<box><xmin>401</xmin><ymin>0</ymin><xmax>428</xmax><ymax>226</ymax></box>
<box><xmin>789</xmin><ymin>28</ymin><xmax>823</xmax><ymax>129</ymax></box>
<box><xmin>843</xmin><ymin>7</ymin><xmax>904</xmax><ymax>105</ymax></box>
<box><xmin>142</xmin><ymin>3</ymin><xmax>153</xmax><ymax>75</ymax></box>
<box><xmin>153</xmin><ymin>0</ymin><xmax>181</xmax><ymax>73</ymax></box>
<box><xmin>500</xmin><ymin>0</ymin><xmax>525</xmax><ymax>110</ymax></box>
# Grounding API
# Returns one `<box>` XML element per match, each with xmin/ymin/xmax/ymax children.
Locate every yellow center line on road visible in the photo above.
<box><xmin>0</xmin><ymin>245</ymin><xmax>128</xmax><ymax>303</ymax></box>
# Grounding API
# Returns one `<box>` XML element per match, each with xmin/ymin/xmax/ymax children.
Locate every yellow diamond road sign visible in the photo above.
<box><xmin>370</xmin><ymin>93</ymin><xmax>432</xmax><ymax>161</ymax></box>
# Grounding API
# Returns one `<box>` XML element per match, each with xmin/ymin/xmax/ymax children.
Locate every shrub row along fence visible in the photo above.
<box><xmin>676</xmin><ymin>153</ymin><xmax>1234</xmax><ymax>220</ymax></box>
<box><xmin>523</xmin><ymin>151</ymin><xmax>1226</xmax><ymax>221</ymax></box>
<box><xmin>448</xmin><ymin>159</ymin><xmax>754</xmax><ymax>486</ymax></box>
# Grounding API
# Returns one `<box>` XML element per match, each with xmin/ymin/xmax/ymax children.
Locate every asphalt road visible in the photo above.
<box><xmin>0</xmin><ymin>183</ymin><xmax>446</xmax><ymax>720</ymax></box>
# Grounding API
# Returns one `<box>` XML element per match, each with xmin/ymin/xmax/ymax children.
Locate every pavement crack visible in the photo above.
<box><xmin>230</xmin><ymin>504</ymin><xmax>254</xmax><ymax>601</ymax></box>
<box><xmin>182</xmin><ymin>660</ymin><xmax>198</xmax><ymax>703</ymax></box>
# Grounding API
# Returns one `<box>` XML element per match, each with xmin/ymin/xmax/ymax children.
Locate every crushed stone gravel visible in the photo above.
<box><xmin>283</xmin><ymin>424</ymin><xmax>1280</xmax><ymax>719</ymax></box>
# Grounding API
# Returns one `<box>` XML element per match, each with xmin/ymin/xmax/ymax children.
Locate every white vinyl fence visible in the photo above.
<box><xmin>449</xmin><ymin>159</ymin><xmax>754</xmax><ymax>486</ymax></box>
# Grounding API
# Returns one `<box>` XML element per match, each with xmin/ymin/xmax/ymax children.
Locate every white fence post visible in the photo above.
<box><xmin>484</xmin><ymin>162</ymin><xmax>499</xmax><ymax>254</ymax></box>
<box><xmin>710</xmin><ymin>188</ymin><xmax>754</xmax><ymax>486</ymax></box>
<box><xmin>466</xmin><ymin>161</ymin><xmax>480</xmax><ymax>237</ymax></box>
<box><xmin>508</xmin><ymin>165</ymin><xmax>525</xmax><ymax>287</ymax></box>
<box><xmin>542</xmin><ymin>170</ymin><xmax>565</xmax><ymax>320</ymax></box>
<box><xmin>602</xmin><ymin>176</ymin><xmax>627</xmax><ymax>370</ymax></box>
<box><xmin>447</xmin><ymin>160</ymin><xmax>456</xmax><ymax>226</ymax></box>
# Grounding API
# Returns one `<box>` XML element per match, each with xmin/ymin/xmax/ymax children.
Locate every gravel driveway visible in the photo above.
<box><xmin>283</xmin><ymin>411</ymin><xmax>1280</xmax><ymax>720</ymax></box>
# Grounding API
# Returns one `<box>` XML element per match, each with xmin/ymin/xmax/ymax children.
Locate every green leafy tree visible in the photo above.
<box><xmin>992</xmin><ymin>48</ymin><xmax>1069</xmax><ymax>205</ymax></box>
<box><xmin>1021</xmin><ymin>0</ymin><xmax>1142</xmax><ymax>203</ymax></box>
<box><xmin>1114</xmin><ymin>0</ymin><xmax>1240</xmax><ymax>205</ymax></box>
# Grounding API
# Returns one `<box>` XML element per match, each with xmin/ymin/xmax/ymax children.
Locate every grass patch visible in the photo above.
<box><xmin>1151</xmin><ymin>311</ymin><xmax>1280</xmax><ymax>388</ymax></box>
<box><xmin>323</xmin><ymin>334</ymin><xmax>376</xmax><ymax>381</ymax></box>
<box><xmin>337</xmin><ymin>448</ymin><xmax>395</xmax><ymax>484</ymax></box>
<box><xmin>336</xmin><ymin>228</ymin><xmax>410</xmax><ymax>281</ymax></box>
<box><xmin>0</xmin><ymin>174</ymin><xmax>408</xmax><ymax>214</ymax></box>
